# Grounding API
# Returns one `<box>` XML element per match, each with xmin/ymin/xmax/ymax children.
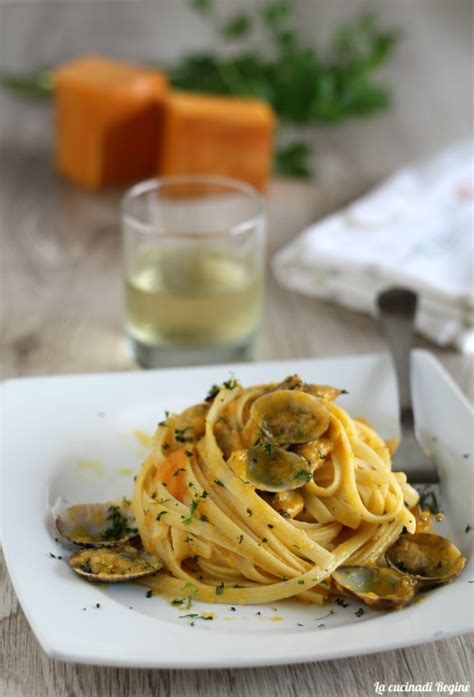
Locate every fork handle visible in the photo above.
<box><xmin>377</xmin><ymin>288</ymin><xmax>417</xmax><ymax>430</ymax></box>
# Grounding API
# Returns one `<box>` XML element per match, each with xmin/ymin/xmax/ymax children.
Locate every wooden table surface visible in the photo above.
<box><xmin>1</xmin><ymin>39</ymin><xmax>473</xmax><ymax>696</ymax></box>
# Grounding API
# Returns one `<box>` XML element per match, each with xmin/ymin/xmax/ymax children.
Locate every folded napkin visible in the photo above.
<box><xmin>272</xmin><ymin>140</ymin><xmax>474</xmax><ymax>353</ymax></box>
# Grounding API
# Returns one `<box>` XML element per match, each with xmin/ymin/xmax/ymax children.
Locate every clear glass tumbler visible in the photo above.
<box><xmin>121</xmin><ymin>175</ymin><xmax>266</xmax><ymax>368</ymax></box>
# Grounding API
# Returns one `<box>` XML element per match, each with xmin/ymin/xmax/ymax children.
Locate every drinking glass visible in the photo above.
<box><xmin>121</xmin><ymin>175</ymin><xmax>266</xmax><ymax>368</ymax></box>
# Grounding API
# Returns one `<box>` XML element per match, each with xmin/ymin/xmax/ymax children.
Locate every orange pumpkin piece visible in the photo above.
<box><xmin>156</xmin><ymin>447</ymin><xmax>189</xmax><ymax>501</ymax></box>
<box><xmin>54</xmin><ymin>55</ymin><xmax>167</xmax><ymax>189</ymax></box>
<box><xmin>158</xmin><ymin>91</ymin><xmax>276</xmax><ymax>192</ymax></box>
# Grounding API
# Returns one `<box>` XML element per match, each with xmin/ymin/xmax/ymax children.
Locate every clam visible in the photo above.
<box><xmin>303</xmin><ymin>384</ymin><xmax>343</xmax><ymax>401</ymax></box>
<box><xmin>69</xmin><ymin>544</ymin><xmax>162</xmax><ymax>582</ymax></box>
<box><xmin>228</xmin><ymin>444</ymin><xmax>314</xmax><ymax>492</ymax></box>
<box><xmin>332</xmin><ymin>566</ymin><xmax>416</xmax><ymax>609</ymax></box>
<box><xmin>56</xmin><ymin>501</ymin><xmax>138</xmax><ymax>547</ymax></box>
<box><xmin>386</xmin><ymin>533</ymin><xmax>465</xmax><ymax>585</ymax></box>
<box><xmin>250</xmin><ymin>390</ymin><xmax>330</xmax><ymax>445</ymax></box>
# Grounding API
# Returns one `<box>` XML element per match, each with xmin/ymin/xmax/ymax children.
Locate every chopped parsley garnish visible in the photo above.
<box><xmin>171</xmin><ymin>583</ymin><xmax>197</xmax><ymax>610</ymax></box>
<box><xmin>297</xmin><ymin>579</ymin><xmax>305</xmax><ymax>585</ymax></box>
<box><xmin>340</xmin><ymin>389</ymin><xmax>349</xmax><ymax>394</ymax></box>
<box><xmin>184</xmin><ymin>450</ymin><xmax>193</xmax><ymax>457</ymax></box>
<box><xmin>179</xmin><ymin>613</ymin><xmax>213</xmax><ymax>621</ymax></box>
<box><xmin>159</xmin><ymin>411</ymin><xmax>170</xmax><ymax>426</ymax></box>
<box><xmin>162</xmin><ymin>443</ymin><xmax>170</xmax><ymax>450</ymax></box>
<box><xmin>146</xmin><ymin>590</ymin><xmax>153</xmax><ymax>598</ymax></box>
<box><xmin>318</xmin><ymin>450</ymin><xmax>326</xmax><ymax>460</ymax></box>
<box><xmin>355</xmin><ymin>607</ymin><xmax>365</xmax><ymax>617</ymax></box>
<box><xmin>336</xmin><ymin>597</ymin><xmax>349</xmax><ymax>608</ymax></box>
<box><xmin>246</xmin><ymin>508</ymin><xmax>252</xmax><ymax>516</ymax></box>
<box><xmin>295</xmin><ymin>469</ymin><xmax>313</xmax><ymax>483</ymax></box>
<box><xmin>206</xmin><ymin>384</ymin><xmax>220</xmax><ymax>401</ymax></box>
<box><xmin>223</xmin><ymin>377</ymin><xmax>238</xmax><ymax>390</ymax></box>
<box><xmin>230</xmin><ymin>607</ymin><xmax>236</xmax><ymax>612</ymax></box>
<box><xmin>268</xmin><ymin>524</ymin><xmax>274</xmax><ymax>529</ymax></box>
<box><xmin>199</xmin><ymin>514</ymin><xmax>209</xmax><ymax>522</ymax></box>
<box><xmin>314</xmin><ymin>610</ymin><xmax>334</xmax><ymax>621</ymax></box>
<box><xmin>297</xmin><ymin>622</ymin><xmax>304</xmax><ymax>627</ymax></box>
<box><xmin>174</xmin><ymin>426</ymin><xmax>194</xmax><ymax>443</ymax></box>
<box><xmin>238</xmin><ymin>534</ymin><xmax>244</xmax><ymax>544</ymax></box>
<box><xmin>49</xmin><ymin>552</ymin><xmax>56</xmax><ymax>559</ymax></box>
<box><xmin>214</xmin><ymin>479</ymin><xmax>224</xmax><ymax>487</ymax></box>
<box><xmin>465</xmin><ymin>525</ymin><xmax>472</xmax><ymax>533</ymax></box>
<box><xmin>96</xmin><ymin>603</ymin><xmax>101</xmax><ymax>608</ymax></box>
<box><xmin>101</xmin><ymin>505</ymin><xmax>137</xmax><ymax>541</ymax></box>
<box><xmin>156</xmin><ymin>511</ymin><xmax>167</xmax><ymax>521</ymax></box>
<box><xmin>261</xmin><ymin>537</ymin><xmax>268</xmax><ymax>543</ymax></box>
<box><xmin>215</xmin><ymin>582</ymin><xmax>225</xmax><ymax>595</ymax></box>
<box><xmin>183</xmin><ymin>493</ymin><xmax>206</xmax><ymax>525</ymax></box>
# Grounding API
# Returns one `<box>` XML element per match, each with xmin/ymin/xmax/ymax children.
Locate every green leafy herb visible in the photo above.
<box><xmin>215</xmin><ymin>582</ymin><xmax>225</xmax><ymax>595</ymax></box>
<box><xmin>146</xmin><ymin>590</ymin><xmax>153</xmax><ymax>598</ymax></box>
<box><xmin>156</xmin><ymin>511</ymin><xmax>167</xmax><ymax>521</ymax></box>
<box><xmin>101</xmin><ymin>505</ymin><xmax>137</xmax><ymax>541</ymax></box>
<box><xmin>274</xmin><ymin>143</ymin><xmax>311</xmax><ymax>178</ymax></box>
<box><xmin>297</xmin><ymin>579</ymin><xmax>305</xmax><ymax>585</ymax></box>
<box><xmin>179</xmin><ymin>613</ymin><xmax>213</xmax><ymax>620</ymax></box>
<box><xmin>175</xmin><ymin>426</ymin><xmax>194</xmax><ymax>443</ymax></box>
<box><xmin>184</xmin><ymin>450</ymin><xmax>193</xmax><ymax>457</ymax></box>
<box><xmin>206</xmin><ymin>384</ymin><xmax>220</xmax><ymax>401</ymax></box>
<box><xmin>465</xmin><ymin>525</ymin><xmax>472</xmax><ymax>533</ymax></box>
<box><xmin>355</xmin><ymin>607</ymin><xmax>365</xmax><ymax>617</ymax></box>
<box><xmin>223</xmin><ymin>377</ymin><xmax>238</xmax><ymax>390</ymax></box>
<box><xmin>162</xmin><ymin>443</ymin><xmax>170</xmax><ymax>450</ymax></box>
<box><xmin>246</xmin><ymin>508</ymin><xmax>253</xmax><ymax>516</ymax></box>
<box><xmin>238</xmin><ymin>534</ymin><xmax>244</xmax><ymax>544</ymax></box>
<box><xmin>183</xmin><ymin>492</ymin><xmax>206</xmax><ymax>525</ymax></box>
<box><xmin>267</xmin><ymin>523</ymin><xmax>274</xmax><ymax>529</ymax></box>
<box><xmin>214</xmin><ymin>479</ymin><xmax>225</xmax><ymax>487</ymax></box>
<box><xmin>221</xmin><ymin>13</ymin><xmax>251</xmax><ymax>39</ymax></box>
<box><xmin>336</xmin><ymin>596</ymin><xmax>349</xmax><ymax>608</ymax></box>
<box><xmin>171</xmin><ymin>583</ymin><xmax>198</xmax><ymax>610</ymax></box>
<box><xmin>295</xmin><ymin>469</ymin><xmax>313</xmax><ymax>483</ymax></box>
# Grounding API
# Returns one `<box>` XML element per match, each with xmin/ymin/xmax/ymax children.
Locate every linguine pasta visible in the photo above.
<box><xmin>131</xmin><ymin>376</ymin><xmax>420</xmax><ymax>606</ymax></box>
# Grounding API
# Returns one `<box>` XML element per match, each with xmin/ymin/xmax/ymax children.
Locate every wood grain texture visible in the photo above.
<box><xmin>1</xmin><ymin>1</ymin><xmax>473</xmax><ymax>695</ymax></box>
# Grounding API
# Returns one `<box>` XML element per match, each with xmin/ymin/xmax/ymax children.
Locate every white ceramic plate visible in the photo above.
<box><xmin>1</xmin><ymin>351</ymin><xmax>473</xmax><ymax>668</ymax></box>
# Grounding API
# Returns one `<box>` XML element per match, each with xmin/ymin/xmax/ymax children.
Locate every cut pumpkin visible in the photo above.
<box><xmin>158</xmin><ymin>91</ymin><xmax>276</xmax><ymax>192</ymax></box>
<box><xmin>54</xmin><ymin>55</ymin><xmax>167</xmax><ymax>189</ymax></box>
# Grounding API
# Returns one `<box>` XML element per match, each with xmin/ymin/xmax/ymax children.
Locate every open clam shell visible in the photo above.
<box><xmin>228</xmin><ymin>445</ymin><xmax>314</xmax><ymax>492</ymax></box>
<box><xmin>56</xmin><ymin>501</ymin><xmax>138</xmax><ymax>547</ymax></box>
<box><xmin>386</xmin><ymin>533</ymin><xmax>465</xmax><ymax>585</ymax></box>
<box><xmin>69</xmin><ymin>545</ymin><xmax>162</xmax><ymax>583</ymax></box>
<box><xmin>250</xmin><ymin>390</ymin><xmax>330</xmax><ymax>445</ymax></box>
<box><xmin>332</xmin><ymin>566</ymin><xmax>416</xmax><ymax>609</ymax></box>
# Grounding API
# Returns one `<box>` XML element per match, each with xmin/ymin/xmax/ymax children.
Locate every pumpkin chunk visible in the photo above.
<box><xmin>54</xmin><ymin>55</ymin><xmax>167</xmax><ymax>189</ymax></box>
<box><xmin>158</xmin><ymin>91</ymin><xmax>275</xmax><ymax>192</ymax></box>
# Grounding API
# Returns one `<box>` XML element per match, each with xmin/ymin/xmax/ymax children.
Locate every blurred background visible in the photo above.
<box><xmin>0</xmin><ymin>0</ymin><xmax>473</xmax><ymax>378</ymax></box>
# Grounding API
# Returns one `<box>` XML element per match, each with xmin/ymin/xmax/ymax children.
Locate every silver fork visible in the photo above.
<box><xmin>377</xmin><ymin>287</ymin><xmax>439</xmax><ymax>484</ymax></box>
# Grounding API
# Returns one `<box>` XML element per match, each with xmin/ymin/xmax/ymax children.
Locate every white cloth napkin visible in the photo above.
<box><xmin>272</xmin><ymin>140</ymin><xmax>474</xmax><ymax>353</ymax></box>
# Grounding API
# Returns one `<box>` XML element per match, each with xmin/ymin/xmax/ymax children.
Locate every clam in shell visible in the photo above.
<box><xmin>56</xmin><ymin>501</ymin><xmax>137</xmax><ymax>547</ymax></box>
<box><xmin>332</xmin><ymin>566</ymin><xmax>416</xmax><ymax>609</ymax></box>
<box><xmin>69</xmin><ymin>545</ymin><xmax>162</xmax><ymax>583</ymax></box>
<box><xmin>386</xmin><ymin>533</ymin><xmax>465</xmax><ymax>586</ymax></box>
<box><xmin>250</xmin><ymin>390</ymin><xmax>330</xmax><ymax>445</ymax></box>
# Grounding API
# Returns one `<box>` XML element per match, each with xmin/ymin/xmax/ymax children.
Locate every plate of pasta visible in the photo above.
<box><xmin>1</xmin><ymin>351</ymin><xmax>473</xmax><ymax>668</ymax></box>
